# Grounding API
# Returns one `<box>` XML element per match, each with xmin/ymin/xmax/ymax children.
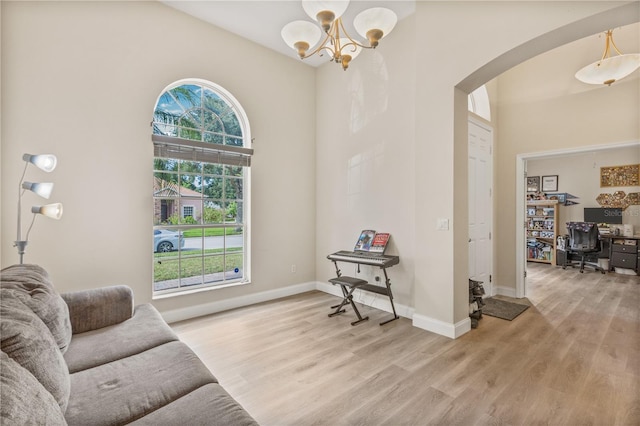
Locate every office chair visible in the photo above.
<box><xmin>564</xmin><ymin>222</ymin><xmax>605</xmax><ymax>274</ymax></box>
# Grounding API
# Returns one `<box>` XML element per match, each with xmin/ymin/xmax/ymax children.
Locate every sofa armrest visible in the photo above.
<box><xmin>62</xmin><ymin>285</ymin><xmax>134</xmax><ymax>334</ymax></box>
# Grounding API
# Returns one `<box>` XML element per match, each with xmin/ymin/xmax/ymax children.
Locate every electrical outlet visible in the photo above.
<box><xmin>291</xmin><ymin>264</ymin><xmax>296</xmax><ymax>273</ymax></box>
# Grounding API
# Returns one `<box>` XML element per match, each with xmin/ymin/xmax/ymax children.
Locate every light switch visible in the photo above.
<box><xmin>437</xmin><ymin>218</ymin><xmax>449</xmax><ymax>231</ymax></box>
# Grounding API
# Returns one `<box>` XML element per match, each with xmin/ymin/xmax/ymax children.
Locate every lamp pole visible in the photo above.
<box><xmin>15</xmin><ymin>162</ymin><xmax>29</xmax><ymax>264</ymax></box>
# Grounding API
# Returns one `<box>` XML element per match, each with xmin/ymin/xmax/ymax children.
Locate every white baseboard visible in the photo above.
<box><xmin>315</xmin><ymin>281</ymin><xmax>414</xmax><ymax>319</ymax></box>
<box><xmin>412</xmin><ymin>313</ymin><xmax>470</xmax><ymax>339</ymax></box>
<box><xmin>161</xmin><ymin>281</ymin><xmax>317</xmax><ymax>324</ymax></box>
<box><xmin>162</xmin><ymin>279</ymin><xmax>466</xmax><ymax>340</ymax></box>
<box><xmin>495</xmin><ymin>285</ymin><xmax>517</xmax><ymax>298</ymax></box>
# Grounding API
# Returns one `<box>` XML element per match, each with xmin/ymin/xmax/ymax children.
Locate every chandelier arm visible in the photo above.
<box><xmin>301</xmin><ymin>31</ymin><xmax>334</xmax><ymax>59</ymax></box>
<box><xmin>338</xmin><ymin>40</ymin><xmax>369</xmax><ymax>55</ymax></box>
<box><xmin>337</xmin><ymin>18</ymin><xmax>371</xmax><ymax>50</ymax></box>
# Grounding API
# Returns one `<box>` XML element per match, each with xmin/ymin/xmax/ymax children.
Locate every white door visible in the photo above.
<box><xmin>468</xmin><ymin>118</ymin><xmax>493</xmax><ymax>295</ymax></box>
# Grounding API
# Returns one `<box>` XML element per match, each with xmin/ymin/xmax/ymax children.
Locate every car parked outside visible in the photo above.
<box><xmin>154</xmin><ymin>229</ymin><xmax>184</xmax><ymax>253</ymax></box>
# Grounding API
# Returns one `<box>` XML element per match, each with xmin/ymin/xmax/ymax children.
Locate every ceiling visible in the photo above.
<box><xmin>161</xmin><ymin>1</ymin><xmax>639</xmax><ymax>95</ymax></box>
<box><xmin>161</xmin><ymin>1</ymin><xmax>416</xmax><ymax>67</ymax></box>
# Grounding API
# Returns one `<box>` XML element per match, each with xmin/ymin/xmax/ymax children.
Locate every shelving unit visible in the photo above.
<box><xmin>526</xmin><ymin>200</ymin><xmax>558</xmax><ymax>265</ymax></box>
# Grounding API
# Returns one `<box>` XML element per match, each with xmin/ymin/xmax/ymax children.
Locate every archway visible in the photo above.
<box><xmin>453</xmin><ymin>2</ymin><xmax>639</xmax><ymax>314</ymax></box>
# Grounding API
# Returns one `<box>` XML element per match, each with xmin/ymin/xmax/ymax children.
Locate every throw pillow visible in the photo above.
<box><xmin>0</xmin><ymin>351</ymin><xmax>67</xmax><ymax>425</ymax></box>
<box><xmin>0</xmin><ymin>290</ymin><xmax>70</xmax><ymax>412</ymax></box>
<box><xmin>0</xmin><ymin>264</ymin><xmax>72</xmax><ymax>353</ymax></box>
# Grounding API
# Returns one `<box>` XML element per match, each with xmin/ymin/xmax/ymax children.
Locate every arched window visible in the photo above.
<box><xmin>151</xmin><ymin>79</ymin><xmax>252</xmax><ymax>295</ymax></box>
<box><xmin>468</xmin><ymin>85</ymin><xmax>491</xmax><ymax>121</ymax></box>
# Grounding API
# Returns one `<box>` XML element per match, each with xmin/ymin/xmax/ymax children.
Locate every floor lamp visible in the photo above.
<box><xmin>15</xmin><ymin>153</ymin><xmax>63</xmax><ymax>264</ymax></box>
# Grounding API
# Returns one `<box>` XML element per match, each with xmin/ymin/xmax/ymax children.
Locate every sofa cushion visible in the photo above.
<box><xmin>0</xmin><ymin>264</ymin><xmax>72</xmax><ymax>353</ymax></box>
<box><xmin>129</xmin><ymin>383</ymin><xmax>258</xmax><ymax>426</ymax></box>
<box><xmin>0</xmin><ymin>351</ymin><xmax>67</xmax><ymax>426</ymax></box>
<box><xmin>64</xmin><ymin>303</ymin><xmax>179</xmax><ymax>373</ymax></box>
<box><xmin>0</xmin><ymin>290</ymin><xmax>70</xmax><ymax>412</ymax></box>
<box><xmin>65</xmin><ymin>341</ymin><xmax>217</xmax><ymax>426</ymax></box>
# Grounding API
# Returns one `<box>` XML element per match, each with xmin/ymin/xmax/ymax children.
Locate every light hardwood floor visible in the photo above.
<box><xmin>171</xmin><ymin>263</ymin><xmax>639</xmax><ymax>425</ymax></box>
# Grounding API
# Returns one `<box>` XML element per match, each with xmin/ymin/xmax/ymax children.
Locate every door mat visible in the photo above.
<box><xmin>482</xmin><ymin>298</ymin><xmax>529</xmax><ymax>321</ymax></box>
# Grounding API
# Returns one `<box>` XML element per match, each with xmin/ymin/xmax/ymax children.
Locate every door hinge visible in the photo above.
<box><xmin>489</xmin><ymin>232</ymin><xmax>492</xmax><ymax>240</ymax></box>
<box><xmin>524</xmin><ymin>270</ymin><xmax>527</xmax><ymax>278</ymax></box>
<box><xmin>489</xmin><ymin>274</ymin><xmax>492</xmax><ymax>282</ymax></box>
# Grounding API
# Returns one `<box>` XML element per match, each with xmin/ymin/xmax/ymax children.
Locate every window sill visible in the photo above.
<box><xmin>152</xmin><ymin>279</ymin><xmax>250</xmax><ymax>300</ymax></box>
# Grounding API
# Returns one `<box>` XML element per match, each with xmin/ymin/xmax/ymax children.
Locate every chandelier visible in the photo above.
<box><xmin>575</xmin><ymin>29</ymin><xmax>640</xmax><ymax>86</ymax></box>
<box><xmin>281</xmin><ymin>0</ymin><xmax>397</xmax><ymax>70</ymax></box>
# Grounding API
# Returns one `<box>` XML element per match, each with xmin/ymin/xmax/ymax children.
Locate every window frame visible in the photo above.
<box><xmin>151</xmin><ymin>79</ymin><xmax>252</xmax><ymax>298</ymax></box>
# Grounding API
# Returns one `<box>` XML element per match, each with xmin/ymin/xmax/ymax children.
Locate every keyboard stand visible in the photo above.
<box><xmin>327</xmin><ymin>253</ymin><xmax>400</xmax><ymax>326</ymax></box>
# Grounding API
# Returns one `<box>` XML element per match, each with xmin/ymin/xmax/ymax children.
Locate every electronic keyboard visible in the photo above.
<box><xmin>327</xmin><ymin>250</ymin><xmax>399</xmax><ymax>267</ymax></box>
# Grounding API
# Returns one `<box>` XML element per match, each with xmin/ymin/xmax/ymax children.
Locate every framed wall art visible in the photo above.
<box><xmin>600</xmin><ymin>164</ymin><xmax>640</xmax><ymax>187</ymax></box>
<box><xmin>527</xmin><ymin>176</ymin><xmax>540</xmax><ymax>192</ymax></box>
<box><xmin>541</xmin><ymin>175</ymin><xmax>558</xmax><ymax>192</ymax></box>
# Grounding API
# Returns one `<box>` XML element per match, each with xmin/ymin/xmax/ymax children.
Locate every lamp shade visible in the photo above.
<box><xmin>282</xmin><ymin>20</ymin><xmax>322</xmax><ymax>50</ymax></box>
<box><xmin>22</xmin><ymin>182</ymin><xmax>54</xmax><ymax>199</ymax></box>
<box><xmin>302</xmin><ymin>0</ymin><xmax>349</xmax><ymax>22</ymax></box>
<box><xmin>31</xmin><ymin>203</ymin><xmax>63</xmax><ymax>220</ymax></box>
<box><xmin>23</xmin><ymin>153</ymin><xmax>57</xmax><ymax>172</ymax></box>
<box><xmin>353</xmin><ymin>7</ymin><xmax>397</xmax><ymax>43</ymax></box>
<box><xmin>575</xmin><ymin>53</ymin><xmax>640</xmax><ymax>85</ymax></box>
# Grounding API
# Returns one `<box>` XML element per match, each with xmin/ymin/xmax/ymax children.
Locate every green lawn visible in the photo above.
<box><xmin>154</xmin><ymin>249</ymin><xmax>242</xmax><ymax>282</ymax></box>
<box><xmin>180</xmin><ymin>228</ymin><xmax>243</xmax><ymax>238</ymax></box>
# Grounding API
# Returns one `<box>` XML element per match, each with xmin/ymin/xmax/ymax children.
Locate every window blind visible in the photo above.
<box><xmin>152</xmin><ymin>134</ymin><xmax>253</xmax><ymax>167</ymax></box>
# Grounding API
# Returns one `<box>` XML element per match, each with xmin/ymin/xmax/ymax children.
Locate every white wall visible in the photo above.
<box><xmin>315</xmin><ymin>14</ymin><xmax>417</xmax><ymax>310</ymax></box>
<box><xmin>527</xmin><ymin>146</ymin><xmax>640</xmax><ymax>235</ymax></box>
<box><xmin>0</xmin><ymin>1</ymin><xmax>317</xmax><ymax>316</ymax></box>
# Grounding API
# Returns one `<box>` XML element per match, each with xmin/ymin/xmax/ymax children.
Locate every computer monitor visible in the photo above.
<box><xmin>583</xmin><ymin>207</ymin><xmax>623</xmax><ymax>224</ymax></box>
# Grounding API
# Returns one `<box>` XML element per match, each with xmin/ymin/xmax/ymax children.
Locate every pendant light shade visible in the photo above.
<box><xmin>302</xmin><ymin>0</ymin><xmax>349</xmax><ymax>24</ymax></box>
<box><xmin>353</xmin><ymin>7</ymin><xmax>397</xmax><ymax>47</ymax></box>
<box><xmin>575</xmin><ymin>53</ymin><xmax>640</xmax><ymax>86</ymax></box>
<box><xmin>282</xmin><ymin>20</ymin><xmax>322</xmax><ymax>58</ymax></box>
<box><xmin>575</xmin><ymin>29</ymin><xmax>640</xmax><ymax>86</ymax></box>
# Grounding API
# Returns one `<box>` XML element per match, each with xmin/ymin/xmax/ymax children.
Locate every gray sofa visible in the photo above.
<box><xmin>0</xmin><ymin>264</ymin><xmax>258</xmax><ymax>425</ymax></box>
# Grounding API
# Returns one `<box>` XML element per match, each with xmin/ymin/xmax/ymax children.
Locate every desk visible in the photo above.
<box><xmin>326</xmin><ymin>251</ymin><xmax>400</xmax><ymax>326</ymax></box>
<box><xmin>560</xmin><ymin>235</ymin><xmax>640</xmax><ymax>275</ymax></box>
<box><xmin>601</xmin><ymin>235</ymin><xmax>640</xmax><ymax>275</ymax></box>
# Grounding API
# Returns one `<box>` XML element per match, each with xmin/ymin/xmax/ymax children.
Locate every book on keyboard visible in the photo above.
<box><xmin>353</xmin><ymin>230</ymin><xmax>391</xmax><ymax>254</ymax></box>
